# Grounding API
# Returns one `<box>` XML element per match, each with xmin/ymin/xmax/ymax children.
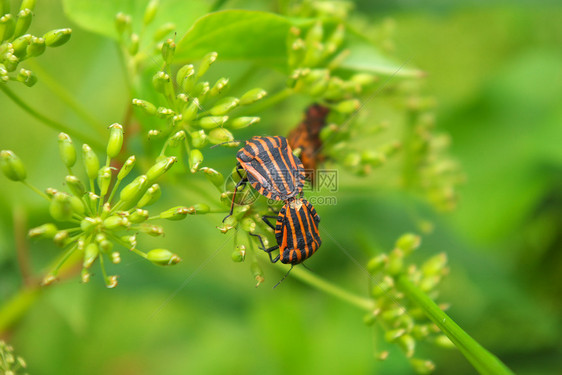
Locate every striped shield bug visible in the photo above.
<box><xmin>224</xmin><ymin>136</ymin><xmax>306</xmax><ymax>221</ymax></box>
<box><xmin>251</xmin><ymin>197</ymin><xmax>321</xmax><ymax>263</ymax></box>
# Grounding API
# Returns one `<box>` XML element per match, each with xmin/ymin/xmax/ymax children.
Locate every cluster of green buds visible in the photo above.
<box><xmin>115</xmin><ymin>0</ymin><xmax>176</xmax><ymax>76</ymax></box>
<box><xmin>132</xmin><ymin>47</ymin><xmax>267</xmax><ymax>173</ymax></box>
<box><xmin>0</xmin><ymin>126</ymin><xmax>191</xmax><ymax>288</ymax></box>
<box><xmin>320</xmin><ymin>116</ymin><xmax>402</xmax><ymax>176</ymax></box>
<box><xmin>0</xmin><ymin>0</ymin><xmax>71</xmax><ymax>87</ymax></box>
<box><xmin>402</xmin><ymin>96</ymin><xmax>464</xmax><ymax>211</ymax></box>
<box><xmin>287</xmin><ymin>21</ymin><xmax>375</xmax><ymax>105</ymax></box>
<box><xmin>0</xmin><ymin>340</ymin><xmax>27</xmax><ymax>375</ymax></box>
<box><xmin>364</xmin><ymin>233</ymin><xmax>453</xmax><ymax>373</ymax></box>
<box><xmin>288</xmin><ymin>0</ymin><xmax>354</xmax><ymax>20</ymax></box>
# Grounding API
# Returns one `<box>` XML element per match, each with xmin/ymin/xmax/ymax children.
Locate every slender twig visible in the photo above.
<box><xmin>395</xmin><ymin>274</ymin><xmax>514</xmax><ymax>375</ymax></box>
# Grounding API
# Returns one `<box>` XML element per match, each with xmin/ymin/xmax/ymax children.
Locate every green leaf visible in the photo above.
<box><xmin>175</xmin><ymin>10</ymin><xmax>292</xmax><ymax>67</ymax></box>
<box><xmin>62</xmin><ymin>0</ymin><xmax>209</xmax><ymax>40</ymax></box>
<box><xmin>340</xmin><ymin>42</ymin><xmax>424</xmax><ymax>78</ymax></box>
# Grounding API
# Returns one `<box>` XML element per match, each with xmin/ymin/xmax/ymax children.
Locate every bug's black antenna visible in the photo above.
<box><xmin>273</xmin><ymin>264</ymin><xmax>294</xmax><ymax>289</ymax></box>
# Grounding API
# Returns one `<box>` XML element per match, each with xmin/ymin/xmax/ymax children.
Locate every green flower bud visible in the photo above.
<box><xmin>13</xmin><ymin>8</ymin><xmax>32</xmax><ymax>39</ymax></box>
<box><xmin>147</xmin><ymin>248</ymin><xmax>181</xmax><ymax>266</ymax></box>
<box><xmin>0</xmin><ymin>150</ymin><xmax>27</xmax><ymax>181</ymax></box>
<box><xmin>334</xmin><ymin>99</ymin><xmax>360</xmax><ymax>114</ymax></box>
<box><xmin>181</xmin><ymin>98</ymin><xmax>200</xmax><ymax>122</ymax></box>
<box><xmin>160</xmin><ymin>206</ymin><xmax>189</xmax><ymax>221</ymax></box>
<box><xmin>197</xmin><ymin>51</ymin><xmax>217</xmax><ymax>78</ymax></box>
<box><xmin>176</xmin><ymin>64</ymin><xmax>195</xmax><ymax>92</ymax></box>
<box><xmin>193</xmin><ymin>81</ymin><xmax>209</xmax><ymax>97</ymax></box>
<box><xmin>305</xmin><ymin>21</ymin><xmax>323</xmax><ymax>51</ymax></box>
<box><xmin>12</xmin><ymin>33</ymin><xmax>32</xmax><ymax>58</ymax></box>
<box><xmin>156</xmin><ymin>106</ymin><xmax>174</xmax><ymax>118</ymax></box>
<box><xmin>210</xmin><ymin>97</ymin><xmax>239</xmax><ymax>116</ymax></box>
<box><xmin>26</xmin><ymin>36</ymin><xmax>45</xmax><ymax>57</ymax></box>
<box><xmin>140</xmin><ymin>224</ymin><xmax>164</xmax><ymax>236</ymax></box>
<box><xmin>58</xmin><ymin>133</ymin><xmax>76</xmax><ymax>168</ymax></box>
<box><xmin>83</xmin><ymin>243</ymin><xmax>99</xmax><ymax>268</ymax></box>
<box><xmin>128</xmin><ymin>33</ymin><xmax>139</xmax><ymax>55</ymax></box>
<box><xmin>241</xmin><ymin>217</ymin><xmax>256</xmax><ymax>232</ymax></box>
<box><xmin>189</xmin><ymin>149</ymin><xmax>203</xmax><ymax>173</ymax></box>
<box><xmin>43</xmin><ymin>28</ymin><xmax>72</xmax><ymax>47</ymax></box>
<box><xmin>398</xmin><ymin>334</ymin><xmax>415</xmax><ymax>358</ymax></box>
<box><xmin>386</xmin><ymin>248</ymin><xmax>404</xmax><ymax>276</ymax></box>
<box><xmin>161</xmin><ymin>38</ymin><xmax>175</xmax><ymax>65</ymax></box>
<box><xmin>421</xmin><ymin>253</ymin><xmax>447</xmax><ymax>276</ymax></box>
<box><xmin>117</xmin><ymin>155</ymin><xmax>135</xmax><ymax>180</ymax></box>
<box><xmin>229</xmin><ymin>116</ymin><xmax>260</xmax><ymax>130</ymax></box>
<box><xmin>385</xmin><ymin>328</ymin><xmax>406</xmax><ymax>343</ymax></box>
<box><xmin>153</xmin><ymin>22</ymin><xmax>175</xmax><ymax>41</ymax></box>
<box><xmin>132</xmin><ymin>98</ymin><xmax>157</xmax><ymax>115</ymax></box>
<box><xmin>120</xmin><ymin>234</ymin><xmax>137</xmax><ymax>249</ymax></box>
<box><xmin>15</xmin><ymin>67</ymin><xmax>36</xmax><ymax>87</ymax></box>
<box><xmin>106</xmin><ymin>123</ymin><xmax>123</xmax><ymax>158</ymax></box>
<box><xmin>111</xmin><ymin>251</ymin><xmax>121</xmax><ymax>264</ymax></box>
<box><xmin>367</xmin><ymin>254</ymin><xmax>387</xmax><ymax>274</ymax></box>
<box><xmin>381</xmin><ymin>307</ymin><xmax>404</xmax><ymax>322</ymax></box>
<box><xmin>361</xmin><ymin>150</ymin><xmax>385</xmax><ymax>167</ymax></box>
<box><xmin>200</xmin><ymin>167</ymin><xmax>223</xmax><ymax>188</ymax></box>
<box><xmin>231</xmin><ymin>245</ymin><xmax>246</xmax><ymax>262</ymax></box>
<box><xmin>0</xmin><ymin>64</ymin><xmax>8</xmax><ymax>83</ymax></box>
<box><xmin>363</xmin><ymin>310</ymin><xmax>380</xmax><ymax>326</ymax></box>
<box><xmin>419</xmin><ymin>275</ymin><xmax>441</xmax><ymax>292</ymax></box>
<box><xmin>143</xmin><ymin>0</ymin><xmax>159</xmax><ymax>25</ymax></box>
<box><xmin>80</xmin><ymin>216</ymin><xmax>102</xmax><ymax>232</ymax></box>
<box><xmin>396</xmin><ymin>233</ymin><xmax>421</xmax><ymax>255</ymax></box>
<box><xmin>28</xmin><ymin>223</ymin><xmax>58</xmax><ymax>239</ymax></box>
<box><xmin>49</xmin><ymin>192</ymin><xmax>73</xmax><ymax>221</ymax></box>
<box><xmin>115</xmin><ymin>12</ymin><xmax>131</xmax><ymax>35</ymax></box>
<box><xmin>217</xmin><ymin>224</ymin><xmax>234</xmax><ymax>234</ymax></box>
<box><xmin>42</xmin><ymin>274</ymin><xmax>58</xmax><ymax>286</ymax></box>
<box><xmin>87</xmin><ymin>191</ymin><xmax>99</xmax><ymax>208</ymax></box>
<box><xmin>53</xmin><ymin>230</ymin><xmax>68</xmax><ymax>247</ymax></box>
<box><xmin>137</xmin><ymin>183</ymin><xmax>160</xmax><ymax>207</ymax></box>
<box><xmin>97</xmin><ymin>166</ymin><xmax>112</xmax><ymax>196</ymax></box>
<box><xmin>187</xmin><ymin>203</ymin><xmax>210</xmax><ymax>215</ymax></box>
<box><xmin>146</xmin><ymin>156</ymin><xmax>176</xmax><ymax>183</ymax></box>
<box><xmin>20</xmin><ymin>0</ymin><xmax>36</xmax><ymax>11</ymax></box>
<box><xmin>433</xmin><ymin>334</ymin><xmax>454</xmax><ymax>349</ymax></box>
<box><xmin>239</xmin><ymin>88</ymin><xmax>267</xmax><ymax>105</ymax></box>
<box><xmin>152</xmin><ymin>71</ymin><xmax>170</xmax><ymax>94</ymax></box>
<box><xmin>105</xmin><ymin>275</ymin><xmax>118</xmax><ymax>288</ymax></box>
<box><xmin>208</xmin><ymin>128</ymin><xmax>233</xmax><ymax>144</ymax></box>
<box><xmin>351</xmin><ymin>72</ymin><xmax>377</xmax><ymax>87</ymax></box>
<box><xmin>371</xmin><ymin>276</ymin><xmax>394</xmax><ymax>298</ymax></box>
<box><xmin>410</xmin><ymin>359</ymin><xmax>435</xmax><ymax>374</ymax></box>
<box><xmin>209</xmin><ymin>77</ymin><xmax>228</xmax><ymax>96</ymax></box>
<box><xmin>65</xmin><ymin>175</ymin><xmax>85</xmax><ymax>197</ymax></box>
<box><xmin>129</xmin><ymin>208</ymin><xmax>149</xmax><ymax>223</ymax></box>
<box><xmin>343</xmin><ymin>152</ymin><xmax>360</xmax><ymax>168</ymax></box>
<box><xmin>198</xmin><ymin>116</ymin><xmax>228</xmax><ymax>130</ymax></box>
<box><xmin>82</xmin><ymin>144</ymin><xmax>99</xmax><ymax>180</ymax></box>
<box><xmin>190</xmin><ymin>129</ymin><xmax>207</xmax><ymax>148</ymax></box>
<box><xmin>70</xmin><ymin>195</ymin><xmax>85</xmax><ymax>215</ymax></box>
<box><xmin>119</xmin><ymin>175</ymin><xmax>148</xmax><ymax>205</ymax></box>
<box><xmin>0</xmin><ymin>14</ymin><xmax>15</xmax><ymax>42</ymax></box>
<box><xmin>251</xmin><ymin>260</ymin><xmax>264</xmax><ymax>287</ymax></box>
<box><xmin>103</xmin><ymin>215</ymin><xmax>129</xmax><ymax>230</ymax></box>
<box><xmin>4</xmin><ymin>53</ymin><xmax>18</xmax><ymax>72</ymax></box>
<box><xmin>100</xmin><ymin>240</ymin><xmax>113</xmax><ymax>252</ymax></box>
<box><xmin>168</xmin><ymin>130</ymin><xmax>186</xmax><ymax>148</ymax></box>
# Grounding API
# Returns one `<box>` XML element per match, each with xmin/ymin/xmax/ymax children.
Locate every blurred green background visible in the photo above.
<box><xmin>1</xmin><ymin>0</ymin><xmax>561</xmax><ymax>374</ymax></box>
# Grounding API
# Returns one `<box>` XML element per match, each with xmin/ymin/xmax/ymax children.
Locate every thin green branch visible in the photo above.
<box><xmin>272</xmin><ymin>262</ymin><xmax>374</xmax><ymax>311</ymax></box>
<box><xmin>26</xmin><ymin>61</ymin><xmax>107</xmax><ymax>137</ymax></box>
<box><xmin>0</xmin><ymin>85</ymin><xmax>104</xmax><ymax>150</ymax></box>
<box><xmin>395</xmin><ymin>274</ymin><xmax>514</xmax><ymax>375</ymax></box>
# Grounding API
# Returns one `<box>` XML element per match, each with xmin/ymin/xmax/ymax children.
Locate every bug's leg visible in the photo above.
<box><xmin>248</xmin><ymin>232</ymin><xmax>280</xmax><ymax>263</ymax></box>
<box><xmin>223</xmin><ymin>177</ymin><xmax>248</xmax><ymax>223</ymax></box>
<box><xmin>261</xmin><ymin>215</ymin><xmax>277</xmax><ymax>230</ymax></box>
<box><xmin>273</xmin><ymin>264</ymin><xmax>294</xmax><ymax>289</ymax></box>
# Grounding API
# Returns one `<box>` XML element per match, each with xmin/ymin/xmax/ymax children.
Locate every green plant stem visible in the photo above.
<box><xmin>0</xmin><ymin>85</ymin><xmax>104</xmax><ymax>150</ymax></box>
<box><xmin>272</xmin><ymin>262</ymin><xmax>374</xmax><ymax>311</ymax></box>
<box><xmin>0</xmin><ymin>287</ymin><xmax>41</xmax><ymax>334</ymax></box>
<box><xmin>26</xmin><ymin>61</ymin><xmax>107</xmax><ymax>138</ymax></box>
<box><xmin>22</xmin><ymin>181</ymin><xmax>49</xmax><ymax>200</ymax></box>
<box><xmin>395</xmin><ymin>274</ymin><xmax>514</xmax><ymax>375</ymax></box>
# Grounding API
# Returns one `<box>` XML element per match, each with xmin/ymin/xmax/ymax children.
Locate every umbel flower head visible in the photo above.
<box><xmin>0</xmin><ymin>340</ymin><xmax>28</xmax><ymax>375</ymax></box>
<box><xmin>1</xmin><ymin>125</ymin><xmax>191</xmax><ymax>288</ymax></box>
<box><xmin>0</xmin><ymin>0</ymin><xmax>72</xmax><ymax>87</ymax></box>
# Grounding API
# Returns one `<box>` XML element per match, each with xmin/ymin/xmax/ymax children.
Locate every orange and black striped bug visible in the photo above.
<box><xmin>250</xmin><ymin>197</ymin><xmax>321</xmax><ymax>285</ymax></box>
<box><xmin>224</xmin><ymin>136</ymin><xmax>306</xmax><ymax>221</ymax></box>
<box><xmin>287</xmin><ymin>104</ymin><xmax>330</xmax><ymax>185</ymax></box>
